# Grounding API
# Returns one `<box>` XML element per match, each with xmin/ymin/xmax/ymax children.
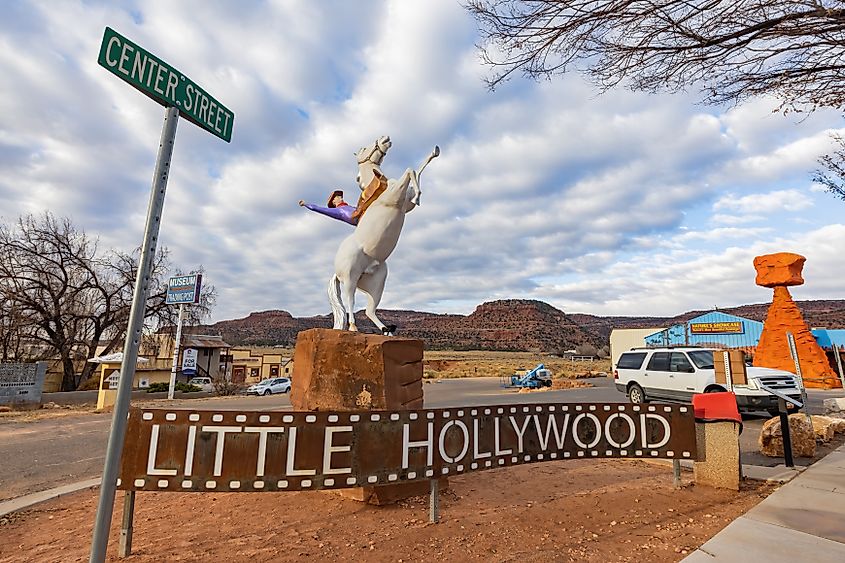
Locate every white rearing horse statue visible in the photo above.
<box><xmin>328</xmin><ymin>137</ymin><xmax>440</xmax><ymax>334</ymax></box>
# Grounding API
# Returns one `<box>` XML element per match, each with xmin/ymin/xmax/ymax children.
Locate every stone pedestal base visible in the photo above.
<box><xmin>291</xmin><ymin>329</ymin><xmax>424</xmax><ymax>411</ymax></box>
<box><xmin>693</xmin><ymin>421</ymin><xmax>741</xmax><ymax>490</ymax></box>
<box><xmin>291</xmin><ymin>328</ymin><xmax>439</xmax><ymax>504</ymax></box>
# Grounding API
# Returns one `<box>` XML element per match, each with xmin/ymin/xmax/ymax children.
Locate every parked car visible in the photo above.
<box><xmin>187</xmin><ymin>377</ymin><xmax>213</xmax><ymax>392</ymax></box>
<box><xmin>246</xmin><ymin>377</ymin><xmax>291</xmax><ymax>396</ymax></box>
<box><xmin>614</xmin><ymin>347</ymin><xmax>801</xmax><ymax>415</ymax></box>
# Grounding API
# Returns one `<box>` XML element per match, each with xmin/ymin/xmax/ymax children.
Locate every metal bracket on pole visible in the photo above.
<box><xmin>167</xmin><ymin>303</ymin><xmax>185</xmax><ymax>399</ymax></box>
<box><xmin>786</xmin><ymin>332</ymin><xmax>812</xmax><ymax>424</ymax></box>
<box><xmin>89</xmin><ymin>106</ymin><xmax>179</xmax><ymax>563</ymax></box>
<box><xmin>429</xmin><ymin>479</ymin><xmax>440</xmax><ymax>523</ymax></box>
<box><xmin>118</xmin><ymin>491</ymin><xmax>135</xmax><ymax>557</ymax></box>
<box><xmin>834</xmin><ymin>345</ymin><xmax>845</xmax><ymax>390</ymax></box>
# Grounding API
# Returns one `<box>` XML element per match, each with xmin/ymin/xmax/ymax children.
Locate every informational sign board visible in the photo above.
<box><xmin>98</xmin><ymin>27</ymin><xmax>234</xmax><ymax>142</ymax></box>
<box><xmin>0</xmin><ymin>362</ymin><xmax>48</xmax><ymax>408</ymax></box>
<box><xmin>181</xmin><ymin>349</ymin><xmax>198</xmax><ymax>375</ymax></box>
<box><xmin>118</xmin><ymin>402</ymin><xmax>697</xmax><ymax>492</ymax></box>
<box><xmin>106</xmin><ymin>370</ymin><xmax>121</xmax><ymax>390</ymax></box>
<box><xmin>714</xmin><ymin>350</ymin><xmax>748</xmax><ymax>386</ymax></box>
<box><xmin>165</xmin><ymin>274</ymin><xmax>202</xmax><ymax>305</ymax></box>
<box><xmin>690</xmin><ymin>322</ymin><xmax>744</xmax><ymax>334</ymax></box>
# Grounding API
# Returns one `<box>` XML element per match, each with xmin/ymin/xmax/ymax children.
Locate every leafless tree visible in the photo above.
<box><xmin>0</xmin><ymin>293</ymin><xmax>35</xmax><ymax>362</ymax></box>
<box><xmin>0</xmin><ymin>213</ymin><xmax>216</xmax><ymax>390</ymax></box>
<box><xmin>813</xmin><ymin>133</ymin><xmax>845</xmax><ymax>200</ymax></box>
<box><xmin>467</xmin><ymin>1</ymin><xmax>845</xmax><ymax>111</ymax></box>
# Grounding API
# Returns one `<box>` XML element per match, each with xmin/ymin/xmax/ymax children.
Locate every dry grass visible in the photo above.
<box><xmin>422</xmin><ymin>350</ymin><xmax>611</xmax><ymax>380</ymax></box>
<box><xmin>242</xmin><ymin>346</ymin><xmax>611</xmax><ymax>381</ymax></box>
<box><xmin>0</xmin><ymin>403</ymin><xmax>97</xmax><ymax>423</ymax></box>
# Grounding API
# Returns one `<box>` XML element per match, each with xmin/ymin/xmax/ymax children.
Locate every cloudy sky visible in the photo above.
<box><xmin>1</xmin><ymin>0</ymin><xmax>843</xmax><ymax>323</ymax></box>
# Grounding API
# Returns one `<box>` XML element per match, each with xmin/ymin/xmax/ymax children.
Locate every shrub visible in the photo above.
<box><xmin>145</xmin><ymin>382</ymin><xmax>201</xmax><ymax>393</ymax></box>
<box><xmin>212</xmin><ymin>378</ymin><xmax>242</xmax><ymax>396</ymax></box>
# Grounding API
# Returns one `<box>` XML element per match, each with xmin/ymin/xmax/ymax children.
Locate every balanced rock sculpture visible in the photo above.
<box><xmin>752</xmin><ymin>253</ymin><xmax>840</xmax><ymax>389</ymax></box>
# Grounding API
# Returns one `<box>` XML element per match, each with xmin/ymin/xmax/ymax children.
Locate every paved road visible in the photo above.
<box><xmin>1</xmin><ymin>377</ymin><xmax>843</xmax><ymax>502</ymax></box>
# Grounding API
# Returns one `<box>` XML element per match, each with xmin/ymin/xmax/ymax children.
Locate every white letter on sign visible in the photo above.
<box><xmin>572</xmin><ymin>414</ymin><xmax>601</xmax><ymax>449</ymax></box>
<box><xmin>244</xmin><ymin>426</ymin><xmax>286</xmax><ymax>477</ymax></box>
<box><xmin>509</xmin><ymin>416</ymin><xmax>532</xmax><ymax>453</ymax></box>
<box><xmin>285</xmin><ymin>427</ymin><xmax>316</xmax><ymax>476</ymax></box>
<box><xmin>105</xmin><ymin>36</ymin><xmax>121</xmax><ymax>67</ymax></box>
<box><xmin>534</xmin><ymin>414</ymin><xmax>570</xmax><ymax>450</ymax></box>
<box><xmin>640</xmin><ymin>414</ymin><xmax>671</xmax><ymax>449</ymax></box>
<box><xmin>202</xmin><ymin>426</ymin><xmax>242</xmax><ymax>477</ymax></box>
<box><xmin>438</xmin><ymin>420</ymin><xmax>469</xmax><ymax>464</ymax></box>
<box><xmin>494</xmin><ymin>417</ymin><xmax>512</xmax><ymax>456</ymax></box>
<box><xmin>146</xmin><ymin>424</ymin><xmax>177</xmax><ymax>476</ymax></box>
<box><xmin>323</xmin><ymin>426</ymin><xmax>353</xmax><ymax>475</ymax></box>
<box><xmin>473</xmin><ymin>419</ymin><xmax>491</xmax><ymax>460</ymax></box>
<box><xmin>402</xmin><ymin>422</ymin><xmax>433</xmax><ymax>469</ymax></box>
<box><xmin>604</xmin><ymin>413</ymin><xmax>636</xmax><ymax>449</ymax></box>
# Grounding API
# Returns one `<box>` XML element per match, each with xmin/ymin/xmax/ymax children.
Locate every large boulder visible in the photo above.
<box><xmin>812</xmin><ymin>415</ymin><xmax>845</xmax><ymax>439</ymax></box>
<box><xmin>811</xmin><ymin>416</ymin><xmax>837</xmax><ymax>443</ymax></box>
<box><xmin>759</xmin><ymin>414</ymin><xmax>816</xmax><ymax>458</ymax></box>
<box><xmin>823</xmin><ymin>397</ymin><xmax>845</xmax><ymax>416</ymax></box>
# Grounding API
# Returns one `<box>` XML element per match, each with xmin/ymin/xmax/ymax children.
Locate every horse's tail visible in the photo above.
<box><xmin>327</xmin><ymin>274</ymin><xmax>346</xmax><ymax>330</ymax></box>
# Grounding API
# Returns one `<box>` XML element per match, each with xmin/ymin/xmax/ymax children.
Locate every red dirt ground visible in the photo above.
<box><xmin>0</xmin><ymin>459</ymin><xmax>773</xmax><ymax>562</ymax></box>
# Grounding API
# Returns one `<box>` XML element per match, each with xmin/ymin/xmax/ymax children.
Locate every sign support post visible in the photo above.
<box><xmin>834</xmin><ymin>345</ymin><xmax>845</xmax><ymax>390</ymax></box>
<box><xmin>786</xmin><ymin>332</ymin><xmax>812</xmax><ymax>425</ymax></box>
<box><xmin>429</xmin><ymin>479</ymin><xmax>440</xmax><ymax>523</ymax></box>
<box><xmin>167</xmin><ymin>303</ymin><xmax>186</xmax><ymax>399</ymax></box>
<box><xmin>89</xmin><ymin>105</ymin><xmax>180</xmax><ymax>563</ymax></box>
<box><xmin>118</xmin><ymin>490</ymin><xmax>136</xmax><ymax>557</ymax></box>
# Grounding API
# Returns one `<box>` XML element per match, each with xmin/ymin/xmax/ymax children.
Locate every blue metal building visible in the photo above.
<box><xmin>644</xmin><ymin>311</ymin><xmax>845</xmax><ymax>351</ymax></box>
<box><xmin>645</xmin><ymin>312</ymin><xmax>762</xmax><ymax>349</ymax></box>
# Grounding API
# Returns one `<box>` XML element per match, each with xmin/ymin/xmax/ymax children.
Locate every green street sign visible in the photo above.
<box><xmin>98</xmin><ymin>27</ymin><xmax>234</xmax><ymax>142</ymax></box>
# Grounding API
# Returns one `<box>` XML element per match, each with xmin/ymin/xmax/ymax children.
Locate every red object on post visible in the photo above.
<box><xmin>692</xmin><ymin>392</ymin><xmax>742</xmax><ymax>424</ymax></box>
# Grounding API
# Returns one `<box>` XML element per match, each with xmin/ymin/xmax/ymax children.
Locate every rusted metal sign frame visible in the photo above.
<box><xmin>118</xmin><ymin>402</ymin><xmax>697</xmax><ymax>493</ymax></box>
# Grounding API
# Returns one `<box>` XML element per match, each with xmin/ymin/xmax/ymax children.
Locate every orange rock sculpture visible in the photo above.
<box><xmin>753</xmin><ymin>253</ymin><xmax>805</xmax><ymax>287</ymax></box>
<box><xmin>752</xmin><ymin>253</ymin><xmax>840</xmax><ymax>389</ymax></box>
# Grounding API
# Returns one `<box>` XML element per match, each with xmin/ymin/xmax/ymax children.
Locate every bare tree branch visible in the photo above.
<box><xmin>466</xmin><ymin>0</ymin><xmax>845</xmax><ymax>112</ymax></box>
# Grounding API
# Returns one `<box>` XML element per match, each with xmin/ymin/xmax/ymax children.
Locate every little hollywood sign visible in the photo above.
<box><xmin>118</xmin><ymin>402</ymin><xmax>697</xmax><ymax>492</ymax></box>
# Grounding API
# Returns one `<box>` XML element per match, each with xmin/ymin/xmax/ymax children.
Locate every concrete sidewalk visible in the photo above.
<box><xmin>0</xmin><ymin>478</ymin><xmax>100</xmax><ymax>518</ymax></box>
<box><xmin>684</xmin><ymin>444</ymin><xmax>845</xmax><ymax>562</ymax></box>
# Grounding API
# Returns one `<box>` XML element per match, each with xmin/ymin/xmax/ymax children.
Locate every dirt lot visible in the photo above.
<box><xmin>422</xmin><ymin>350</ymin><xmax>610</xmax><ymax>381</ymax></box>
<box><xmin>0</xmin><ymin>459</ymin><xmax>773</xmax><ymax>562</ymax></box>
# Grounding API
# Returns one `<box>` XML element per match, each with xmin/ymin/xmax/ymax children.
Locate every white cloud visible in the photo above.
<box><xmin>0</xmin><ymin>0</ymin><xmax>842</xmax><ymax>322</ymax></box>
<box><xmin>713</xmin><ymin>189</ymin><xmax>814</xmax><ymax>214</ymax></box>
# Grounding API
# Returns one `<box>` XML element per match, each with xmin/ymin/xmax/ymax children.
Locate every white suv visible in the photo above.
<box><xmin>614</xmin><ymin>347</ymin><xmax>801</xmax><ymax>415</ymax></box>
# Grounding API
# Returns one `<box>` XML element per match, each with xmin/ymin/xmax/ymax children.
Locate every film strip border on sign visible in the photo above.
<box><xmin>118</xmin><ymin>402</ymin><xmax>697</xmax><ymax>493</ymax></box>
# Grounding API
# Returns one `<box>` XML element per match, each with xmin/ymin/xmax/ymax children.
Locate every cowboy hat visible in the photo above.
<box><xmin>327</xmin><ymin>190</ymin><xmax>344</xmax><ymax>208</ymax></box>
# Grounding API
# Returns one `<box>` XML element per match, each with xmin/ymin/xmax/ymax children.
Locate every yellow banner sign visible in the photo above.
<box><xmin>690</xmin><ymin>321</ymin><xmax>744</xmax><ymax>334</ymax></box>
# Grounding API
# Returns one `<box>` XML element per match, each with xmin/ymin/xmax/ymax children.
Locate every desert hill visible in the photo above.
<box><xmin>201</xmin><ymin>298</ymin><xmax>845</xmax><ymax>352</ymax></box>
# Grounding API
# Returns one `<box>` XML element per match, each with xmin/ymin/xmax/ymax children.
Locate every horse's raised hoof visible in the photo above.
<box><xmin>382</xmin><ymin>325</ymin><xmax>397</xmax><ymax>336</ymax></box>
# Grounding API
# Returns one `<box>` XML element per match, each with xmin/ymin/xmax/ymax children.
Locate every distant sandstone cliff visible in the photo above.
<box><xmin>201</xmin><ymin>299</ymin><xmax>845</xmax><ymax>352</ymax></box>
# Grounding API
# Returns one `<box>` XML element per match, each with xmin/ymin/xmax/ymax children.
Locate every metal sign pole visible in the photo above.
<box><xmin>167</xmin><ymin>303</ymin><xmax>186</xmax><ymax>399</ymax></box>
<box><xmin>90</xmin><ymin>106</ymin><xmax>179</xmax><ymax>563</ymax></box>
<box><xmin>834</xmin><ymin>345</ymin><xmax>845</xmax><ymax>390</ymax></box>
<box><xmin>786</xmin><ymin>332</ymin><xmax>811</xmax><ymax>424</ymax></box>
